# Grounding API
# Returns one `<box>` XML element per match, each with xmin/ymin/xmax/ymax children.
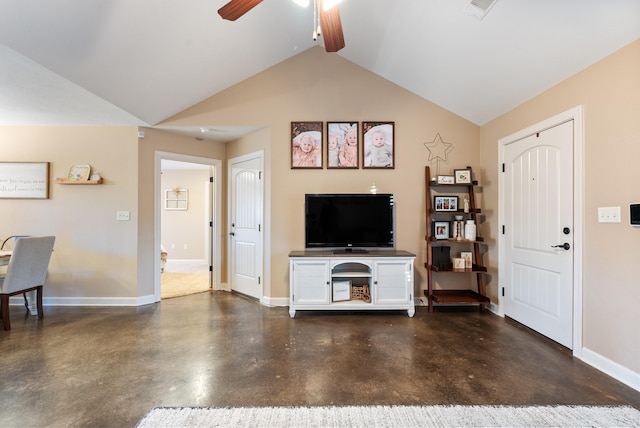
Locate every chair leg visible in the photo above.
<box><xmin>36</xmin><ymin>286</ymin><xmax>43</xmax><ymax>320</ymax></box>
<box><xmin>23</xmin><ymin>292</ymin><xmax>29</xmax><ymax>310</ymax></box>
<box><xmin>1</xmin><ymin>295</ymin><xmax>10</xmax><ymax>331</ymax></box>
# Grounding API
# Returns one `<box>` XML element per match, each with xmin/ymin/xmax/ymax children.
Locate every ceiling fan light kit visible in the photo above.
<box><xmin>217</xmin><ymin>0</ymin><xmax>345</xmax><ymax>52</ymax></box>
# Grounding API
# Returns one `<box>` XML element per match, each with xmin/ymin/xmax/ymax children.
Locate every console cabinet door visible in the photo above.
<box><xmin>374</xmin><ymin>259</ymin><xmax>413</xmax><ymax>304</ymax></box>
<box><xmin>291</xmin><ymin>259</ymin><xmax>330</xmax><ymax>305</ymax></box>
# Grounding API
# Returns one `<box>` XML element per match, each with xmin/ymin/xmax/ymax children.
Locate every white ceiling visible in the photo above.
<box><xmin>1</xmin><ymin>0</ymin><xmax>639</xmax><ymax>141</ymax></box>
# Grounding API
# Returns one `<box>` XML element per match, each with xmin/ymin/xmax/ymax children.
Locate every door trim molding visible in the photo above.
<box><xmin>154</xmin><ymin>151</ymin><xmax>223</xmax><ymax>301</ymax></box>
<box><xmin>498</xmin><ymin>105</ymin><xmax>583</xmax><ymax>357</ymax></box>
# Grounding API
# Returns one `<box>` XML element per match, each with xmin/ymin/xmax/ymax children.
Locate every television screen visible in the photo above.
<box><xmin>305</xmin><ymin>193</ymin><xmax>395</xmax><ymax>250</ymax></box>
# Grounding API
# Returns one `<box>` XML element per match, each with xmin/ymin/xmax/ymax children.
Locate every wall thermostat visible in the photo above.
<box><xmin>631</xmin><ymin>203</ymin><xmax>640</xmax><ymax>226</ymax></box>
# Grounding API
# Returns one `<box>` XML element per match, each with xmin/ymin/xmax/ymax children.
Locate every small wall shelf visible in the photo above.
<box><xmin>54</xmin><ymin>178</ymin><xmax>103</xmax><ymax>185</ymax></box>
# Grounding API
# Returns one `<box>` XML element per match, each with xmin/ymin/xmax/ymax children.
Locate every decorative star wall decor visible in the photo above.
<box><xmin>424</xmin><ymin>133</ymin><xmax>453</xmax><ymax>176</ymax></box>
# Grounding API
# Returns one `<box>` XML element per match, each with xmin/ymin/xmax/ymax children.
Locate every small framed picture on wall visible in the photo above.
<box><xmin>327</xmin><ymin>122</ymin><xmax>359</xmax><ymax>169</ymax></box>
<box><xmin>291</xmin><ymin>121</ymin><xmax>323</xmax><ymax>169</ymax></box>
<box><xmin>362</xmin><ymin>122</ymin><xmax>394</xmax><ymax>168</ymax></box>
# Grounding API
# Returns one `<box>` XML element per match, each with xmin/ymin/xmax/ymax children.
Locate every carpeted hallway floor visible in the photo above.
<box><xmin>0</xmin><ymin>292</ymin><xmax>638</xmax><ymax>427</ymax></box>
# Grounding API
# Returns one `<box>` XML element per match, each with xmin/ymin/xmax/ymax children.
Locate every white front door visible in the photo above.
<box><xmin>229</xmin><ymin>153</ymin><xmax>263</xmax><ymax>300</ymax></box>
<box><xmin>502</xmin><ymin>120</ymin><xmax>574</xmax><ymax>348</ymax></box>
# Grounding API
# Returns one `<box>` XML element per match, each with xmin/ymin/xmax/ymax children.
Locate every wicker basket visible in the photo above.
<box><xmin>351</xmin><ymin>284</ymin><xmax>371</xmax><ymax>303</ymax></box>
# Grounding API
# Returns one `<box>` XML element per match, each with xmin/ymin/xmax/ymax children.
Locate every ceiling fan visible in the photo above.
<box><xmin>217</xmin><ymin>0</ymin><xmax>346</xmax><ymax>52</ymax></box>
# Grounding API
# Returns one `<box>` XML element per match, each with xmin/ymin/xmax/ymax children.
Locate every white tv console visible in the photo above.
<box><xmin>288</xmin><ymin>250</ymin><xmax>416</xmax><ymax>318</ymax></box>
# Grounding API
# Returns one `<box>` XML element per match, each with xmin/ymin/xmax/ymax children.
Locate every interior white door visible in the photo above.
<box><xmin>503</xmin><ymin>120</ymin><xmax>574</xmax><ymax>348</ymax></box>
<box><xmin>229</xmin><ymin>155</ymin><xmax>263</xmax><ymax>299</ymax></box>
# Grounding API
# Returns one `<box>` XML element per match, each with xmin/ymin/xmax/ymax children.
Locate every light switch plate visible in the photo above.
<box><xmin>116</xmin><ymin>211</ymin><xmax>130</xmax><ymax>221</ymax></box>
<box><xmin>597</xmin><ymin>206</ymin><xmax>620</xmax><ymax>223</ymax></box>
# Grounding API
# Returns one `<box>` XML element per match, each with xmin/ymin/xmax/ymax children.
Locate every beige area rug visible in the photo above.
<box><xmin>161</xmin><ymin>272</ymin><xmax>211</xmax><ymax>299</ymax></box>
<box><xmin>136</xmin><ymin>405</ymin><xmax>640</xmax><ymax>427</ymax></box>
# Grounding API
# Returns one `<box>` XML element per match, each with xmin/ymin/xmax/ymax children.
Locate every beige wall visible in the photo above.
<box><xmin>480</xmin><ymin>40</ymin><xmax>640</xmax><ymax>375</ymax></box>
<box><xmin>162</xmin><ymin>46</ymin><xmax>481</xmax><ymax>301</ymax></box>
<box><xmin>161</xmin><ymin>169</ymin><xmax>210</xmax><ymax>260</ymax></box>
<box><xmin>0</xmin><ymin>126</ymin><xmax>139</xmax><ymax>301</ymax></box>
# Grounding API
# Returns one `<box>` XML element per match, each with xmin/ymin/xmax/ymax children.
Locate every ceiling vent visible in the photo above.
<box><xmin>463</xmin><ymin>0</ymin><xmax>498</xmax><ymax>20</ymax></box>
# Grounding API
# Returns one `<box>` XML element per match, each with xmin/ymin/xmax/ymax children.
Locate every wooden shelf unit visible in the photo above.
<box><xmin>424</xmin><ymin>165</ymin><xmax>488</xmax><ymax>311</ymax></box>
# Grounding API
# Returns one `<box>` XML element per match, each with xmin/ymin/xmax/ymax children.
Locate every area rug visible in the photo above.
<box><xmin>135</xmin><ymin>405</ymin><xmax>640</xmax><ymax>427</ymax></box>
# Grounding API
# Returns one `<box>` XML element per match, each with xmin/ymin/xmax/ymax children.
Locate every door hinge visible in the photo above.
<box><xmin>258</xmin><ymin>224</ymin><xmax>261</xmax><ymax>232</ymax></box>
<box><xmin>209</xmin><ymin>176</ymin><xmax>214</xmax><ymax>183</ymax></box>
<box><xmin>210</xmin><ymin>221</ymin><xmax>213</xmax><ymax>228</ymax></box>
<box><xmin>502</xmin><ymin>287</ymin><xmax>505</xmax><ymax>297</ymax></box>
<box><xmin>209</xmin><ymin>265</ymin><xmax>213</xmax><ymax>272</ymax></box>
<box><xmin>502</xmin><ymin>225</ymin><xmax>505</xmax><ymax>234</ymax></box>
<box><xmin>502</xmin><ymin>163</ymin><xmax>505</xmax><ymax>172</ymax></box>
<box><xmin>258</xmin><ymin>276</ymin><xmax>261</xmax><ymax>285</ymax></box>
<box><xmin>259</xmin><ymin>171</ymin><xmax>262</xmax><ymax>180</ymax></box>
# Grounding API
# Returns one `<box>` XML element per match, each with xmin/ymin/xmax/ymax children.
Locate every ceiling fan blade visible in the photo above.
<box><xmin>319</xmin><ymin>2</ymin><xmax>345</xmax><ymax>52</ymax></box>
<box><xmin>218</xmin><ymin>0</ymin><xmax>264</xmax><ymax>21</ymax></box>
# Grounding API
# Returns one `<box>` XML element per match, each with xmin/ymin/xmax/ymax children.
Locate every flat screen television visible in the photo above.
<box><xmin>305</xmin><ymin>193</ymin><xmax>395</xmax><ymax>252</ymax></box>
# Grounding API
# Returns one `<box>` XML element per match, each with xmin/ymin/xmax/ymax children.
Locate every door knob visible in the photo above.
<box><xmin>552</xmin><ymin>243</ymin><xmax>570</xmax><ymax>250</ymax></box>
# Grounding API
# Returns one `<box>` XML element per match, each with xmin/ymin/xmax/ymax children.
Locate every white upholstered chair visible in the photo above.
<box><xmin>0</xmin><ymin>236</ymin><xmax>55</xmax><ymax>331</ymax></box>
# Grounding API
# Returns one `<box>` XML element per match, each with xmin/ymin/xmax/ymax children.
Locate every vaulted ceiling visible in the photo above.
<box><xmin>1</xmin><ymin>0</ymin><xmax>639</xmax><ymax>141</ymax></box>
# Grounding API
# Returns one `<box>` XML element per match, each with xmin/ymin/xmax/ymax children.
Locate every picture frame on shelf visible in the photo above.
<box><xmin>327</xmin><ymin>122</ymin><xmax>359</xmax><ymax>169</ymax></box>
<box><xmin>433</xmin><ymin>221</ymin><xmax>450</xmax><ymax>240</ymax></box>
<box><xmin>434</xmin><ymin>196</ymin><xmax>459</xmax><ymax>212</ymax></box>
<box><xmin>437</xmin><ymin>175</ymin><xmax>455</xmax><ymax>184</ymax></box>
<box><xmin>291</xmin><ymin>121</ymin><xmax>323</xmax><ymax>169</ymax></box>
<box><xmin>454</xmin><ymin>168</ymin><xmax>472</xmax><ymax>184</ymax></box>
<box><xmin>362</xmin><ymin>121</ymin><xmax>394</xmax><ymax>169</ymax></box>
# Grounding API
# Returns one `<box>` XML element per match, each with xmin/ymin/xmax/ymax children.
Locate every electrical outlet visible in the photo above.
<box><xmin>183</xmin><ymin>244</ymin><xmax>188</xmax><ymax>249</ymax></box>
<box><xmin>598</xmin><ymin>206</ymin><xmax>621</xmax><ymax>223</ymax></box>
<box><xmin>116</xmin><ymin>211</ymin><xmax>130</xmax><ymax>221</ymax></box>
<box><xmin>171</xmin><ymin>243</ymin><xmax>175</xmax><ymax>249</ymax></box>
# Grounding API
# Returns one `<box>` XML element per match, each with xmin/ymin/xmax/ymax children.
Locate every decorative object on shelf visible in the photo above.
<box><xmin>363</xmin><ymin>122</ymin><xmax>394</xmax><ymax>169</ymax></box>
<box><xmin>437</xmin><ymin>175</ymin><xmax>455</xmax><ymax>184</ymax></box>
<box><xmin>327</xmin><ymin>122</ymin><xmax>358</xmax><ymax>169</ymax></box>
<box><xmin>461</xmin><ymin>251</ymin><xmax>473</xmax><ymax>269</ymax></box>
<box><xmin>332</xmin><ymin>280</ymin><xmax>351</xmax><ymax>302</ymax></box>
<box><xmin>434</xmin><ymin>196</ymin><xmax>458</xmax><ymax>212</ymax></box>
<box><xmin>351</xmin><ymin>283</ymin><xmax>371</xmax><ymax>303</ymax></box>
<box><xmin>369</xmin><ymin>182</ymin><xmax>377</xmax><ymax>194</ymax></box>
<box><xmin>464</xmin><ymin>196</ymin><xmax>470</xmax><ymax>213</ymax></box>
<box><xmin>433</xmin><ymin>221</ymin><xmax>450</xmax><ymax>240</ymax></box>
<box><xmin>424</xmin><ymin>133</ymin><xmax>453</xmax><ymax>177</ymax></box>
<box><xmin>68</xmin><ymin>164</ymin><xmax>91</xmax><ymax>181</ymax></box>
<box><xmin>90</xmin><ymin>171</ymin><xmax>101</xmax><ymax>181</ymax></box>
<box><xmin>453</xmin><ymin>258</ymin><xmax>466</xmax><ymax>271</ymax></box>
<box><xmin>291</xmin><ymin>121</ymin><xmax>323</xmax><ymax>169</ymax></box>
<box><xmin>432</xmin><ymin>246</ymin><xmax>451</xmax><ymax>270</ymax></box>
<box><xmin>164</xmin><ymin>188</ymin><xmax>188</xmax><ymax>210</ymax></box>
<box><xmin>0</xmin><ymin>162</ymin><xmax>49</xmax><ymax>199</ymax></box>
<box><xmin>454</xmin><ymin>168</ymin><xmax>472</xmax><ymax>184</ymax></box>
<box><xmin>453</xmin><ymin>215</ymin><xmax>465</xmax><ymax>241</ymax></box>
<box><xmin>464</xmin><ymin>220</ymin><xmax>477</xmax><ymax>241</ymax></box>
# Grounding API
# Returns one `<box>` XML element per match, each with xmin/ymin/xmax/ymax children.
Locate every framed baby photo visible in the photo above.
<box><xmin>291</xmin><ymin>121</ymin><xmax>323</xmax><ymax>169</ymax></box>
<box><xmin>327</xmin><ymin>122</ymin><xmax>359</xmax><ymax>169</ymax></box>
<box><xmin>363</xmin><ymin>121</ymin><xmax>394</xmax><ymax>169</ymax></box>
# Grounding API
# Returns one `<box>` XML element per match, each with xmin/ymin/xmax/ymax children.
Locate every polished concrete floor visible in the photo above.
<box><xmin>1</xmin><ymin>292</ymin><xmax>638</xmax><ymax>427</ymax></box>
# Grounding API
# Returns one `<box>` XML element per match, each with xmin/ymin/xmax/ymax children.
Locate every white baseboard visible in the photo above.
<box><xmin>261</xmin><ymin>296</ymin><xmax>288</xmax><ymax>307</ymax></box>
<box><xmin>10</xmin><ymin>295</ymin><xmax>157</xmax><ymax>307</ymax></box>
<box><xmin>581</xmin><ymin>347</ymin><xmax>640</xmax><ymax>392</ymax></box>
